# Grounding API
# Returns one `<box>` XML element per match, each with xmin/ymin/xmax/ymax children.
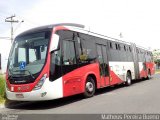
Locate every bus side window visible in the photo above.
<box><xmin>62</xmin><ymin>40</ymin><xmax>76</xmax><ymax>65</ymax></box>
<box><xmin>77</xmin><ymin>33</ymin><xmax>96</xmax><ymax>64</ymax></box>
<box><xmin>57</xmin><ymin>30</ymin><xmax>78</xmax><ymax>75</ymax></box>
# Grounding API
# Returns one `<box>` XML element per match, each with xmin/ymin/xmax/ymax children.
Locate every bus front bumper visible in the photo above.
<box><xmin>6</xmin><ymin>78</ymin><xmax>63</xmax><ymax>101</ymax></box>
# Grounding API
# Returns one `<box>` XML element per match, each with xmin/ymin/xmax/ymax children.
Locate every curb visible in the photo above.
<box><xmin>0</xmin><ymin>99</ymin><xmax>28</xmax><ymax>109</ymax></box>
<box><xmin>0</xmin><ymin>104</ymin><xmax>5</xmax><ymax>109</ymax></box>
<box><xmin>0</xmin><ymin>99</ymin><xmax>6</xmax><ymax>109</ymax></box>
<box><xmin>4</xmin><ymin>100</ymin><xmax>33</xmax><ymax>109</ymax></box>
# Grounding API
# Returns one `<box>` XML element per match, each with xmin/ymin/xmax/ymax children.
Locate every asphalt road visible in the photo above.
<box><xmin>1</xmin><ymin>74</ymin><xmax>160</xmax><ymax>115</ymax></box>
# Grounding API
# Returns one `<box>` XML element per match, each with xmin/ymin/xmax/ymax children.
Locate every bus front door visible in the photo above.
<box><xmin>96</xmin><ymin>44</ymin><xmax>110</xmax><ymax>87</ymax></box>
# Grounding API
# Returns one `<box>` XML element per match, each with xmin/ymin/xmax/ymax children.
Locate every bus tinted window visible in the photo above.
<box><xmin>56</xmin><ymin>30</ymin><xmax>78</xmax><ymax>75</ymax></box>
<box><xmin>78</xmin><ymin>33</ymin><xmax>96</xmax><ymax>63</ymax></box>
<box><xmin>63</xmin><ymin>40</ymin><xmax>76</xmax><ymax>65</ymax></box>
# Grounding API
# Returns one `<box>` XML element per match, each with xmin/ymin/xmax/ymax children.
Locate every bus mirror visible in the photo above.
<box><xmin>50</xmin><ymin>34</ymin><xmax>60</xmax><ymax>52</ymax></box>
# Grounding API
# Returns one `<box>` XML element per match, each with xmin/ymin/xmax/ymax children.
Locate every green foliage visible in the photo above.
<box><xmin>154</xmin><ymin>59</ymin><xmax>160</xmax><ymax>63</ymax></box>
<box><xmin>0</xmin><ymin>75</ymin><xmax>5</xmax><ymax>103</ymax></box>
<box><xmin>153</xmin><ymin>50</ymin><xmax>160</xmax><ymax>69</ymax></box>
<box><xmin>153</xmin><ymin>49</ymin><xmax>160</xmax><ymax>61</ymax></box>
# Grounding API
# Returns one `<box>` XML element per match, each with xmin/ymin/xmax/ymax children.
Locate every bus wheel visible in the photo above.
<box><xmin>83</xmin><ymin>76</ymin><xmax>95</xmax><ymax>98</ymax></box>
<box><xmin>126</xmin><ymin>72</ymin><xmax>132</xmax><ymax>86</ymax></box>
<box><xmin>147</xmin><ymin>70</ymin><xmax>151</xmax><ymax>80</ymax></box>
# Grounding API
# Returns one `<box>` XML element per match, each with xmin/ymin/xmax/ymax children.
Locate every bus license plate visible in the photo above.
<box><xmin>16</xmin><ymin>94</ymin><xmax>24</xmax><ymax>98</ymax></box>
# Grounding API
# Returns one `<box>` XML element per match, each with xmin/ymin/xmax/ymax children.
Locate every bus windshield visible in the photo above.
<box><xmin>7</xmin><ymin>31</ymin><xmax>50</xmax><ymax>84</ymax></box>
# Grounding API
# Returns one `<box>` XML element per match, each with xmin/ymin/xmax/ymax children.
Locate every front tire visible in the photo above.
<box><xmin>125</xmin><ymin>72</ymin><xmax>132</xmax><ymax>86</ymax></box>
<box><xmin>83</xmin><ymin>76</ymin><xmax>96</xmax><ymax>98</ymax></box>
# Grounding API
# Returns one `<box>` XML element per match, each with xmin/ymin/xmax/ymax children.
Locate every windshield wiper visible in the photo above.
<box><xmin>8</xmin><ymin>68</ymin><xmax>13</xmax><ymax>79</ymax></box>
<box><xmin>13</xmin><ymin>69</ymin><xmax>35</xmax><ymax>79</ymax></box>
<box><xmin>24</xmin><ymin>69</ymin><xmax>35</xmax><ymax>79</ymax></box>
<box><xmin>8</xmin><ymin>74</ymin><xmax>13</xmax><ymax>80</ymax></box>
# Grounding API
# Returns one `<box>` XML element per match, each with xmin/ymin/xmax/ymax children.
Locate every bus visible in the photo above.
<box><xmin>5</xmin><ymin>23</ymin><xmax>155</xmax><ymax>101</ymax></box>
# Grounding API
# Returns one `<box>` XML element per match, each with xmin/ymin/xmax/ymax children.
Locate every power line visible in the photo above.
<box><xmin>14</xmin><ymin>20</ymin><xmax>24</xmax><ymax>33</ymax></box>
<box><xmin>0</xmin><ymin>37</ymin><xmax>11</xmax><ymax>40</ymax></box>
<box><xmin>0</xmin><ymin>37</ymin><xmax>10</xmax><ymax>39</ymax></box>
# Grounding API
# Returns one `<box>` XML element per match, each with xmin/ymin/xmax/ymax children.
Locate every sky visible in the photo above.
<box><xmin>0</xmin><ymin>0</ymin><xmax>160</xmax><ymax>72</ymax></box>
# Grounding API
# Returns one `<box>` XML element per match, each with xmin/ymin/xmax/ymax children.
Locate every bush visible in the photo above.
<box><xmin>0</xmin><ymin>75</ymin><xmax>5</xmax><ymax>103</ymax></box>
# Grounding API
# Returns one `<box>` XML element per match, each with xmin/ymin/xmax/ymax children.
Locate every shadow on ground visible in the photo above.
<box><xmin>4</xmin><ymin>78</ymin><xmax>152</xmax><ymax>110</ymax></box>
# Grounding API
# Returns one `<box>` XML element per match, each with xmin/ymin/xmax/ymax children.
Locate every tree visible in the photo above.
<box><xmin>153</xmin><ymin>49</ymin><xmax>160</xmax><ymax>69</ymax></box>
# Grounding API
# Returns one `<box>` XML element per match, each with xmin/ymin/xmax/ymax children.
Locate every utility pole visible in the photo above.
<box><xmin>5</xmin><ymin>15</ymin><xmax>19</xmax><ymax>43</ymax></box>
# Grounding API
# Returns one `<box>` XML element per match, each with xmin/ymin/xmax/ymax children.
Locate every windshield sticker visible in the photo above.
<box><xmin>19</xmin><ymin>61</ymin><xmax>26</xmax><ymax>70</ymax></box>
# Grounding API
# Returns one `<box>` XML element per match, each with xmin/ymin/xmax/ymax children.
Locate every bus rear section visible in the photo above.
<box><xmin>137</xmin><ymin>48</ymin><xmax>155</xmax><ymax>79</ymax></box>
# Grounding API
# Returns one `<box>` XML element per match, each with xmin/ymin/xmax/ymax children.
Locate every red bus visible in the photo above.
<box><xmin>5</xmin><ymin>23</ymin><xmax>155</xmax><ymax>101</ymax></box>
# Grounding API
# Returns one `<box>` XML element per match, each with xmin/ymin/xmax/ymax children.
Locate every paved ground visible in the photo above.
<box><xmin>1</xmin><ymin>74</ymin><xmax>160</xmax><ymax>115</ymax></box>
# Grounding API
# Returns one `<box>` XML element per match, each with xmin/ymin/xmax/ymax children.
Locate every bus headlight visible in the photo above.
<box><xmin>33</xmin><ymin>74</ymin><xmax>47</xmax><ymax>90</ymax></box>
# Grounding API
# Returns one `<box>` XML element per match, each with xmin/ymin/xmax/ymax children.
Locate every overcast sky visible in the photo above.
<box><xmin>0</xmin><ymin>0</ymin><xmax>160</xmax><ymax>72</ymax></box>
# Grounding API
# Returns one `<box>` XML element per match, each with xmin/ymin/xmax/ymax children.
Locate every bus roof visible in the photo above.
<box><xmin>15</xmin><ymin>23</ymin><xmax>151</xmax><ymax>52</ymax></box>
<box><xmin>16</xmin><ymin>23</ymin><xmax>85</xmax><ymax>37</ymax></box>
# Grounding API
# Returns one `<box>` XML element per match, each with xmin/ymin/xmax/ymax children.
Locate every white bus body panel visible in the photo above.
<box><xmin>6</xmin><ymin>77</ymin><xmax>63</xmax><ymax>101</ymax></box>
<box><xmin>109</xmin><ymin>61</ymin><xmax>135</xmax><ymax>81</ymax></box>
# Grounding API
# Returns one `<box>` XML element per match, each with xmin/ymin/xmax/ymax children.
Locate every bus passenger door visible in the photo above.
<box><xmin>96</xmin><ymin>44</ymin><xmax>110</xmax><ymax>87</ymax></box>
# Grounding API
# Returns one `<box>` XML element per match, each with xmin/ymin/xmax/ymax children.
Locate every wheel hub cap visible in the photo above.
<box><xmin>86</xmin><ymin>82</ymin><xmax>93</xmax><ymax>92</ymax></box>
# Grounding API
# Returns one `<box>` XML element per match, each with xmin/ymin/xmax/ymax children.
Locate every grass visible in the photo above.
<box><xmin>0</xmin><ymin>75</ymin><xmax>6</xmax><ymax>104</ymax></box>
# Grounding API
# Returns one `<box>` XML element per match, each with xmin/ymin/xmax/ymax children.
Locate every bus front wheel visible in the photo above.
<box><xmin>83</xmin><ymin>76</ymin><xmax>95</xmax><ymax>98</ymax></box>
